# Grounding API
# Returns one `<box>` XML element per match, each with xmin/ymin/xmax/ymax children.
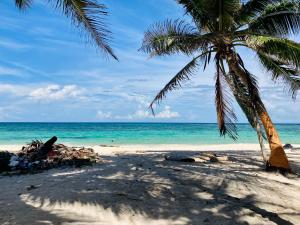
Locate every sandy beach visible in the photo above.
<box><xmin>2</xmin><ymin>0</ymin><xmax>300</xmax><ymax>224</ymax></box>
<box><xmin>0</xmin><ymin>144</ymin><xmax>300</xmax><ymax>225</ymax></box>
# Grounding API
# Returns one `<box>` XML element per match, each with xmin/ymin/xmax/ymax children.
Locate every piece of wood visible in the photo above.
<box><xmin>165</xmin><ymin>154</ymin><xmax>195</xmax><ymax>162</ymax></box>
<box><xmin>31</xmin><ymin>136</ymin><xmax>57</xmax><ymax>161</ymax></box>
<box><xmin>165</xmin><ymin>153</ymin><xmax>219</xmax><ymax>163</ymax></box>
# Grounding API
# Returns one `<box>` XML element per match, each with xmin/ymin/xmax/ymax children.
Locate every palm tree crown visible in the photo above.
<box><xmin>14</xmin><ymin>0</ymin><xmax>117</xmax><ymax>59</ymax></box>
<box><xmin>141</xmin><ymin>0</ymin><xmax>300</xmax><ymax>140</ymax></box>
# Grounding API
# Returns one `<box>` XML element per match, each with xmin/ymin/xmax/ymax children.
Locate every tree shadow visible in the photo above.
<box><xmin>0</xmin><ymin>150</ymin><xmax>299</xmax><ymax>225</ymax></box>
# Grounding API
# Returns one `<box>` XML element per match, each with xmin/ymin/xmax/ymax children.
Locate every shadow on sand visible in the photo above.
<box><xmin>1</xmin><ymin>150</ymin><xmax>299</xmax><ymax>225</ymax></box>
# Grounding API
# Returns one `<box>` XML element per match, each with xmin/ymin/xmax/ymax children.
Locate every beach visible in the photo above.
<box><xmin>1</xmin><ymin>0</ymin><xmax>300</xmax><ymax>224</ymax></box>
<box><xmin>1</xmin><ymin>143</ymin><xmax>300</xmax><ymax>225</ymax></box>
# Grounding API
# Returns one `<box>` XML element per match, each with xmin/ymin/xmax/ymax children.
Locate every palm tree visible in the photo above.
<box><xmin>14</xmin><ymin>0</ymin><xmax>117</xmax><ymax>59</ymax></box>
<box><xmin>141</xmin><ymin>0</ymin><xmax>300</xmax><ymax>172</ymax></box>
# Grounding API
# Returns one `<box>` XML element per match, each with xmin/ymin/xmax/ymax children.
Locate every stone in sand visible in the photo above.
<box><xmin>283</xmin><ymin>143</ymin><xmax>293</xmax><ymax>149</ymax></box>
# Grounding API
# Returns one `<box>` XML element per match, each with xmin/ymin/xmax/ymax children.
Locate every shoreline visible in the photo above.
<box><xmin>1</xmin><ymin>143</ymin><xmax>299</xmax><ymax>155</ymax></box>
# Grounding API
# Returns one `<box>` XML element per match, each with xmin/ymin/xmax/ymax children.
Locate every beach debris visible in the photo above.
<box><xmin>26</xmin><ymin>185</ymin><xmax>39</xmax><ymax>191</ymax></box>
<box><xmin>203</xmin><ymin>218</ymin><xmax>210</xmax><ymax>223</ymax></box>
<box><xmin>165</xmin><ymin>152</ymin><xmax>234</xmax><ymax>163</ymax></box>
<box><xmin>165</xmin><ymin>154</ymin><xmax>196</xmax><ymax>162</ymax></box>
<box><xmin>283</xmin><ymin>143</ymin><xmax>293</xmax><ymax>149</ymax></box>
<box><xmin>9</xmin><ymin>155</ymin><xmax>19</xmax><ymax>167</ymax></box>
<box><xmin>0</xmin><ymin>151</ymin><xmax>14</xmax><ymax>171</ymax></box>
<box><xmin>0</xmin><ymin>136</ymin><xmax>101</xmax><ymax>175</ymax></box>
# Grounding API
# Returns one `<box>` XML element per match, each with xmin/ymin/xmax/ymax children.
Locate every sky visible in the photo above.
<box><xmin>0</xmin><ymin>0</ymin><xmax>299</xmax><ymax>123</ymax></box>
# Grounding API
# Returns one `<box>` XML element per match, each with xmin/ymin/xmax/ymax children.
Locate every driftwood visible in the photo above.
<box><xmin>165</xmin><ymin>153</ymin><xmax>221</xmax><ymax>163</ymax></box>
<box><xmin>30</xmin><ymin>136</ymin><xmax>57</xmax><ymax>161</ymax></box>
<box><xmin>165</xmin><ymin>154</ymin><xmax>196</xmax><ymax>162</ymax></box>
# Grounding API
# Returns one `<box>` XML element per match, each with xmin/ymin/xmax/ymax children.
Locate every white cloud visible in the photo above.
<box><xmin>0</xmin><ymin>84</ymin><xmax>27</xmax><ymax>96</ymax></box>
<box><xmin>130</xmin><ymin>105</ymin><xmax>180</xmax><ymax>119</ymax></box>
<box><xmin>95</xmin><ymin>105</ymin><xmax>180</xmax><ymax>121</ymax></box>
<box><xmin>0</xmin><ymin>66</ymin><xmax>21</xmax><ymax>76</ymax></box>
<box><xmin>29</xmin><ymin>85</ymin><xmax>83</xmax><ymax>101</ymax></box>
<box><xmin>132</xmin><ymin>109</ymin><xmax>152</xmax><ymax>119</ymax></box>
<box><xmin>156</xmin><ymin>106</ymin><xmax>180</xmax><ymax>119</ymax></box>
<box><xmin>0</xmin><ymin>39</ymin><xmax>30</xmax><ymax>50</ymax></box>
<box><xmin>96</xmin><ymin>110</ymin><xmax>112</xmax><ymax>119</ymax></box>
<box><xmin>260</xmin><ymin>87</ymin><xmax>300</xmax><ymax>122</ymax></box>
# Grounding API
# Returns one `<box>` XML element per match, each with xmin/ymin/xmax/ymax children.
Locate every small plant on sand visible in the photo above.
<box><xmin>141</xmin><ymin>0</ymin><xmax>300</xmax><ymax>172</ymax></box>
<box><xmin>13</xmin><ymin>0</ymin><xmax>117</xmax><ymax>59</ymax></box>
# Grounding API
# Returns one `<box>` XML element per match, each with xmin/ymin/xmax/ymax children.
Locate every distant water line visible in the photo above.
<box><xmin>0</xmin><ymin>123</ymin><xmax>299</xmax><ymax>145</ymax></box>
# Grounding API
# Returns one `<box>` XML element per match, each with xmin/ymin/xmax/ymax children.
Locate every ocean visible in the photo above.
<box><xmin>0</xmin><ymin>123</ymin><xmax>299</xmax><ymax>145</ymax></box>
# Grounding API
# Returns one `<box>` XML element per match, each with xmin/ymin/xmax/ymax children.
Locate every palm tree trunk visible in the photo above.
<box><xmin>226</xmin><ymin>52</ymin><xmax>290</xmax><ymax>171</ymax></box>
<box><xmin>259</xmin><ymin>111</ymin><xmax>289</xmax><ymax>170</ymax></box>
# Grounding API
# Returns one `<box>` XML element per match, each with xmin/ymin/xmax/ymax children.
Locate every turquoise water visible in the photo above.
<box><xmin>0</xmin><ymin>123</ymin><xmax>299</xmax><ymax>145</ymax></box>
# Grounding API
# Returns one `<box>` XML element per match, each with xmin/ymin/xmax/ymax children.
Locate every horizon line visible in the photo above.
<box><xmin>0</xmin><ymin>122</ymin><xmax>299</xmax><ymax>125</ymax></box>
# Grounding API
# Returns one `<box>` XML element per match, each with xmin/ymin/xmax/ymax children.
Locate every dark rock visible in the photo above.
<box><xmin>203</xmin><ymin>218</ymin><xmax>209</xmax><ymax>222</ymax></box>
<box><xmin>0</xmin><ymin>151</ymin><xmax>14</xmax><ymax>172</ymax></box>
<box><xmin>283</xmin><ymin>143</ymin><xmax>293</xmax><ymax>149</ymax></box>
<box><xmin>209</xmin><ymin>155</ymin><xmax>219</xmax><ymax>162</ymax></box>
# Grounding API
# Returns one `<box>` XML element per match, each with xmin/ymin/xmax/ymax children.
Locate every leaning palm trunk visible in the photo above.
<box><xmin>259</xmin><ymin>111</ymin><xmax>290</xmax><ymax>170</ymax></box>
<box><xmin>226</xmin><ymin>53</ymin><xmax>290</xmax><ymax>170</ymax></box>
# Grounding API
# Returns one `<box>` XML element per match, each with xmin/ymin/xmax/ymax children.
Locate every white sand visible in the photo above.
<box><xmin>0</xmin><ymin>143</ymin><xmax>279</xmax><ymax>154</ymax></box>
<box><xmin>0</xmin><ymin>144</ymin><xmax>300</xmax><ymax>225</ymax></box>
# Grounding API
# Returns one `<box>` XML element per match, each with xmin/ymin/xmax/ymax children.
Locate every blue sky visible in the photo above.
<box><xmin>0</xmin><ymin>0</ymin><xmax>299</xmax><ymax>122</ymax></box>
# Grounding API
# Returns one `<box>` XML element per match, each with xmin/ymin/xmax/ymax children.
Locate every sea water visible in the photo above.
<box><xmin>0</xmin><ymin>123</ymin><xmax>298</xmax><ymax>145</ymax></box>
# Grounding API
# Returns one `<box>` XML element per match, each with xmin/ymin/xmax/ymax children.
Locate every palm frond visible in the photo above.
<box><xmin>177</xmin><ymin>0</ymin><xmax>213</xmax><ymax>30</ymax></box>
<box><xmin>54</xmin><ymin>0</ymin><xmax>117</xmax><ymax>59</ymax></box>
<box><xmin>235</xmin><ymin>53</ymin><xmax>265</xmax><ymax>110</ymax></box>
<box><xmin>246</xmin><ymin>36</ymin><xmax>300</xmax><ymax>67</ymax></box>
<box><xmin>257</xmin><ymin>52</ymin><xmax>300</xmax><ymax>98</ymax></box>
<box><xmin>248</xmin><ymin>0</ymin><xmax>300</xmax><ymax>36</ymax></box>
<box><xmin>236</xmin><ymin>0</ymin><xmax>277</xmax><ymax>25</ymax></box>
<box><xmin>177</xmin><ymin>0</ymin><xmax>240</xmax><ymax>32</ymax></box>
<box><xmin>141</xmin><ymin>19</ymin><xmax>209</xmax><ymax>56</ymax></box>
<box><xmin>245</xmin><ymin>36</ymin><xmax>300</xmax><ymax>98</ymax></box>
<box><xmin>225</xmin><ymin>72</ymin><xmax>265</xmax><ymax>138</ymax></box>
<box><xmin>15</xmin><ymin>0</ymin><xmax>32</xmax><ymax>9</ymax></box>
<box><xmin>215</xmin><ymin>61</ymin><xmax>238</xmax><ymax>140</ymax></box>
<box><xmin>225</xmin><ymin>72</ymin><xmax>255</xmax><ymax>126</ymax></box>
<box><xmin>149</xmin><ymin>53</ymin><xmax>208</xmax><ymax>112</ymax></box>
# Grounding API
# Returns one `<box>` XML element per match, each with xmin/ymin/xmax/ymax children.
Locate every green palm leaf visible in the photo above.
<box><xmin>149</xmin><ymin>54</ymin><xmax>204</xmax><ymax>112</ymax></box>
<box><xmin>248</xmin><ymin>0</ymin><xmax>300</xmax><ymax>36</ymax></box>
<box><xmin>225</xmin><ymin>72</ymin><xmax>265</xmax><ymax>138</ymax></box>
<box><xmin>257</xmin><ymin>52</ymin><xmax>300</xmax><ymax>98</ymax></box>
<box><xmin>55</xmin><ymin>0</ymin><xmax>117</xmax><ymax>59</ymax></box>
<box><xmin>177</xmin><ymin>0</ymin><xmax>240</xmax><ymax>31</ymax></box>
<box><xmin>247</xmin><ymin>36</ymin><xmax>300</xmax><ymax>67</ymax></box>
<box><xmin>215</xmin><ymin>61</ymin><xmax>238</xmax><ymax>140</ymax></box>
<box><xmin>236</xmin><ymin>0</ymin><xmax>278</xmax><ymax>25</ymax></box>
<box><xmin>15</xmin><ymin>0</ymin><xmax>32</xmax><ymax>9</ymax></box>
<box><xmin>141</xmin><ymin>19</ymin><xmax>208</xmax><ymax>57</ymax></box>
<box><xmin>15</xmin><ymin>0</ymin><xmax>117</xmax><ymax>59</ymax></box>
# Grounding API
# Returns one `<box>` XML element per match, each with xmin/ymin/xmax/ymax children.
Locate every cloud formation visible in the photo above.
<box><xmin>29</xmin><ymin>85</ymin><xmax>83</xmax><ymax>101</ymax></box>
<box><xmin>127</xmin><ymin>105</ymin><xmax>180</xmax><ymax>120</ymax></box>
